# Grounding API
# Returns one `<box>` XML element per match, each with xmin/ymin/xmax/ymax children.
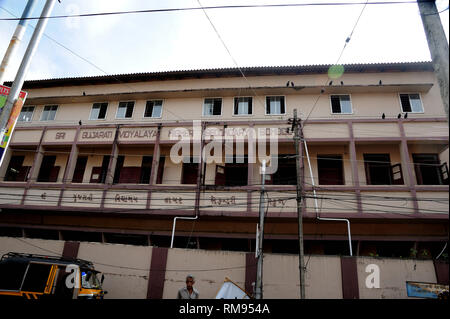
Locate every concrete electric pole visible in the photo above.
<box><xmin>0</xmin><ymin>0</ymin><xmax>37</xmax><ymax>85</ymax></box>
<box><xmin>255</xmin><ymin>159</ymin><xmax>267</xmax><ymax>299</ymax></box>
<box><xmin>290</xmin><ymin>109</ymin><xmax>306</xmax><ymax>299</ymax></box>
<box><xmin>417</xmin><ymin>0</ymin><xmax>449</xmax><ymax>121</ymax></box>
<box><xmin>0</xmin><ymin>0</ymin><xmax>57</xmax><ymax>166</ymax></box>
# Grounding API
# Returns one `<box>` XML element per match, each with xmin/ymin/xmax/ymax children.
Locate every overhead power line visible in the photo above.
<box><xmin>0</xmin><ymin>1</ymin><xmax>421</xmax><ymax>22</ymax></box>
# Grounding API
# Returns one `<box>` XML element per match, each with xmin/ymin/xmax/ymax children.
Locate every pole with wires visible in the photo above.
<box><xmin>255</xmin><ymin>159</ymin><xmax>266</xmax><ymax>299</ymax></box>
<box><xmin>290</xmin><ymin>109</ymin><xmax>306</xmax><ymax>299</ymax></box>
<box><xmin>0</xmin><ymin>0</ymin><xmax>38</xmax><ymax>85</ymax></box>
<box><xmin>0</xmin><ymin>0</ymin><xmax>58</xmax><ymax>167</ymax></box>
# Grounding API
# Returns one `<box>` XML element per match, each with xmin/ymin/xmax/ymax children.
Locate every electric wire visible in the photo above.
<box><xmin>0</xmin><ymin>1</ymin><xmax>421</xmax><ymax>22</ymax></box>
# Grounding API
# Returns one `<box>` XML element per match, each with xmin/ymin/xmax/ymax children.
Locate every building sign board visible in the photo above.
<box><xmin>0</xmin><ymin>85</ymin><xmax>28</xmax><ymax>164</ymax></box>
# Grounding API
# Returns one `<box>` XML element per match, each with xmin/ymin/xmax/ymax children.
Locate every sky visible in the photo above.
<box><xmin>0</xmin><ymin>0</ymin><xmax>448</xmax><ymax>81</ymax></box>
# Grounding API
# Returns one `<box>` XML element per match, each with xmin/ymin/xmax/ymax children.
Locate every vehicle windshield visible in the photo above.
<box><xmin>81</xmin><ymin>270</ymin><xmax>101</xmax><ymax>289</ymax></box>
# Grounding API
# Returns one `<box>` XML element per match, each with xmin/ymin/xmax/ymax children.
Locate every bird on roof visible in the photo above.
<box><xmin>291</xmin><ymin>81</ymin><xmax>294</xmax><ymax>87</ymax></box>
<box><xmin>379</xmin><ymin>80</ymin><xmax>382</xmax><ymax>85</ymax></box>
<box><xmin>82</xmin><ymin>91</ymin><xmax>86</xmax><ymax>96</ymax></box>
<box><xmin>382</xmin><ymin>113</ymin><xmax>385</xmax><ymax>119</ymax></box>
<box><xmin>286</xmin><ymin>81</ymin><xmax>290</xmax><ymax>87</ymax></box>
<box><xmin>397</xmin><ymin>113</ymin><xmax>401</xmax><ymax>119</ymax></box>
<box><xmin>329</xmin><ymin>81</ymin><xmax>333</xmax><ymax>86</ymax></box>
<box><xmin>404</xmin><ymin>113</ymin><xmax>408</xmax><ymax>119</ymax></box>
<box><xmin>340</xmin><ymin>81</ymin><xmax>344</xmax><ymax>85</ymax></box>
<box><xmin>79</xmin><ymin>120</ymin><xmax>82</xmax><ymax>125</ymax></box>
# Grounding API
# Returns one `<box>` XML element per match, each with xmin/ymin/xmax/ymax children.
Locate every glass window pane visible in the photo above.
<box><xmin>340</xmin><ymin>95</ymin><xmax>352</xmax><ymax>113</ymax></box>
<box><xmin>152</xmin><ymin>104</ymin><xmax>162</xmax><ymax>117</ymax></box>
<box><xmin>400</xmin><ymin>94</ymin><xmax>412</xmax><ymax>112</ymax></box>
<box><xmin>409</xmin><ymin>94</ymin><xmax>423</xmax><ymax>113</ymax></box>
<box><xmin>18</xmin><ymin>106</ymin><xmax>34</xmax><ymax>122</ymax></box>
<box><xmin>125</xmin><ymin>102</ymin><xmax>134</xmax><ymax>118</ymax></box>
<box><xmin>98</xmin><ymin>103</ymin><xmax>107</xmax><ymax>119</ymax></box>
<box><xmin>204</xmin><ymin>99</ymin><xmax>220</xmax><ymax>116</ymax></box>
<box><xmin>117</xmin><ymin>103</ymin><xmax>126</xmax><ymax>118</ymax></box>
<box><xmin>267</xmin><ymin>97</ymin><xmax>284</xmax><ymax>114</ymax></box>
<box><xmin>42</xmin><ymin>105</ymin><xmax>57</xmax><ymax>121</ymax></box>
<box><xmin>90</xmin><ymin>105</ymin><xmax>100</xmax><ymax>120</ymax></box>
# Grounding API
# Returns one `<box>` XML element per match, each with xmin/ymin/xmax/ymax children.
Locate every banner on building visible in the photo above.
<box><xmin>215</xmin><ymin>277</ymin><xmax>251</xmax><ymax>299</ymax></box>
<box><xmin>0</xmin><ymin>84</ymin><xmax>28</xmax><ymax>163</ymax></box>
<box><xmin>406</xmin><ymin>281</ymin><xmax>449</xmax><ymax>299</ymax></box>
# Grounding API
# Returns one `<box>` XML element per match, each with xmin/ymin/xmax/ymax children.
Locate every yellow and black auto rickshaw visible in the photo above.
<box><xmin>0</xmin><ymin>252</ymin><xmax>107</xmax><ymax>299</ymax></box>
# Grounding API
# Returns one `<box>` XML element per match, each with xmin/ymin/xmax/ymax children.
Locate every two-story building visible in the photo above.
<box><xmin>0</xmin><ymin>62</ymin><xmax>448</xmax><ymax>258</ymax></box>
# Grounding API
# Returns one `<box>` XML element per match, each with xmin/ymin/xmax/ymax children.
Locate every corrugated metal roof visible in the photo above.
<box><xmin>7</xmin><ymin>61</ymin><xmax>434</xmax><ymax>89</ymax></box>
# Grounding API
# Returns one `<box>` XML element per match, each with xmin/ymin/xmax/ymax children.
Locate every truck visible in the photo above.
<box><xmin>0</xmin><ymin>252</ymin><xmax>107</xmax><ymax>299</ymax></box>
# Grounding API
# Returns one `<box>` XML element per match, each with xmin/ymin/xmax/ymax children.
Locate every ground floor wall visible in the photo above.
<box><xmin>0</xmin><ymin>237</ymin><xmax>447</xmax><ymax>299</ymax></box>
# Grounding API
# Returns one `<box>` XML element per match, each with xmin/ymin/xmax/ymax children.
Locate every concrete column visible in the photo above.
<box><xmin>398</xmin><ymin>121</ymin><xmax>419</xmax><ymax>214</ymax></box>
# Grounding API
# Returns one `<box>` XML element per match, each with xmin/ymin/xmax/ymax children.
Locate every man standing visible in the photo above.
<box><xmin>177</xmin><ymin>274</ymin><xmax>199</xmax><ymax>299</ymax></box>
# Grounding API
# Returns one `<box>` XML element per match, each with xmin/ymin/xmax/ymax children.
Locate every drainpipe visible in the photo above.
<box><xmin>170</xmin><ymin>121</ymin><xmax>205</xmax><ymax>248</ymax></box>
<box><xmin>303</xmin><ymin>139</ymin><xmax>353</xmax><ymax>256</ymax></box>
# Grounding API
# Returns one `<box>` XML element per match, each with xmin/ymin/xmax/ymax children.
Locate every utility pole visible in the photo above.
<box><xmin>0</xmin><ymin>0</ymin><xmax>57</xmax><ymax>166</ymax></box>
<box><xmin>0</xmin><ymin>0</ymin><xmax>38</xmax><ymax>85</ymax></box>
<box><xmin>417</xmin><ymin>0</ymin><xmax>449</xmax><ymax>121</ymax></box>
<box><xmin>255</xmin><ymin>159</ymin><xmax>266</xmax><ymax>299</ymax></box>
<box><xmin>289</xmin><ymin>109</ymin><xmax>306</xmax><ymax>299</ymax></box>
<box><xmin>0</xmin><ymin>0</ymin><xmax>56</xmax><ymax>166</ymax></box>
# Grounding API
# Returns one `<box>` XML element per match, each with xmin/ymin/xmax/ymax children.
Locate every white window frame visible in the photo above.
<box><xmin>115</xmin><ymin>101</ymin><xmax>135</xmax><ymax>119</ymax></box>
<box><xmin>89</xmin><ymin>102</ymin><xmax>109</xmax><ymax>121</ymax></box>
<box><xmin>329</xmin><ymin>94</ymin><xmax>353</xmax><ymax>115</ymax></box>
<box><xmin>18</xmin><ymin>105</ymin><xmax>35</xmax><ymax>122</ymax></box>
<box><xmin>202</xmin><ymin>97</ymin><xmax>223</xmax><ymax>117</ymax></box>
<box><xmin>398</xmin><ymin>93</ymin><xmax>424</xmax><ymax>114</ymax></box>
<box><xmin>40</xmin><ymin>105</ymin><xmax>58</xmax><ymax>121</ymax></box>
<box><xmin>232</xmin><ymin>96</ymin><xmax>253</xmax><ymax>116</ymax></box>
<box><xmin>265</xmin><ymin>95</ymin><xmax>286</xmax><ymax>115</ymax></box>
<box><xmin>143</xmin><ymin>100</ymin><xmax>164</xmax><ymax>119</ymax></box>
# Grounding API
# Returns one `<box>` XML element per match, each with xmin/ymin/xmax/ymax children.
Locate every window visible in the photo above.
<box><xmin>72</xmin><ymin>156</ymin><xmax>88</xmax><ymax>183</ymax></box>
<box><xmin>364</xmin><ymin>154</ymin><xmax>392</xmax><ymax>185</ymax></box>
<box><xmin>233</xmin><ymin>97</ymin><xmax>252</xmax><ymax>115</ymax></box>
<box><xmin>203</xmin><ymin>98</ymin><xmax>222</xmax><ymax>116</ymax></box>
<box><xmin>317</xmin><ymin>155</ymin><xmax>345</xmax><ymax>185</ymax></box>
<box><xmin>182</xmin><ymin>159</ymin><xmax>198</xmax><ymax>184</ymax></box>
<box><xmin>5</xmin><ymin>155</ymin><xmax>30</xmax><ymax>182</ymax></box>
<box><xmin>116</xmin><ymin>101</ymin><xmax>134</xmax><ymax>119</ymax></box>
<box><xmin>266</xmin><ymin>96</ymin><xmax>285</xmax><ymax>115</ymax></box>
<box><xmin>18</xmin><ymin>106</ymin><xmax>35</xmax><ymax>122</ymax></box>
<box><xmin>271</xmin><ymin>156</ymin><xmax>296</xmax><ymax>185</ymax></box>
<box><xmin>89</xmin><ymin>102</ymin><xmax>108</xmax><ymax>120</ymax></box>
<box><xmin>37</xmin><ymin>155</ymin><xmax>59</xmax><ymax>182</ymax></box>
<box><xmin>40</xmin><ymin>105</ymin><xmax>58</xmax><ymax>121</ymax></box>
<box><xmin>215</xmin><ymin>156</ymin><xmax>248</xmax><ymax>186</ymax></box>
<box><xmin>330</xmin><ymin>95</ymin><xmax>352</xmax><ymax>114</ymax></box>
<box><xmin>90</xmin><ymin>155</ymin><xmax>110</xmax><ymax>183</ymax></box>
<box><xmin>399</xmin><ymin>93</ymin><xmax>423</xmax><ymax>113</ymax></box>
<box><xmin>140</xmin><ymin>156</ymin><xmax>153</xmax><ymax>184</ymax></box>
<box><xmin>144</xmin><ymin>100</ymin><xmax>163</xmax><ymax>118</ymax></box>
<box><xmin>21</xmin><ymin>263</ymin><xmax>53</xmax><ymax>292</ymax></box>
<box><xmin>413</xmin><ymin>154</ymin><xmax>447</xmax><ymax>185</ymax></box>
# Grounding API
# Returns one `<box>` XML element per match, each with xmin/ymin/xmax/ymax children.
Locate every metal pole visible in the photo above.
<box><xmin>417</xmin><ymin>0</ymin><xmax>449</xmax><ymax>121</ymax></box>
<box><xmin>293</xmin><ymin>109</ymin><xmax>306</xmax><ymax>299</ymax></box>
<box><xmin>255</xmin><ymin>159</ymin><xmax>266</xmax><ymax>299</ymax></box>
<box><xmin>0</xmin><ymin>0</ymin><xmax>57</xmax><ymax>152</ymax></box>
<box><xmin>0</xmin><ymin>0</ymin><xmax>38</xmax><ymax>85</ymax></box>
